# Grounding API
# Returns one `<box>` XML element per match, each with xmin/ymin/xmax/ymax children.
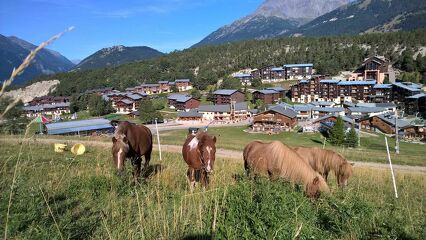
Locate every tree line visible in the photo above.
<box><xmin>30</xmin><ymin>30</ymin><xmax>426</xmax><ymax>96</ymax></box>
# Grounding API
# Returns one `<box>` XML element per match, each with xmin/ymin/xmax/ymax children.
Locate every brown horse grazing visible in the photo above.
<box><xmin>293</xmin><ymin>147</ymin><xmax>353</xmax><ymax>188</ymax></box>
<box><xmin>112</xmin><ymin>121</ymin><xmax>153</xmax><ymax>183</ymax></box>
<box><xmin>182</xmin><ymin>132</ymin><xmax>217</xmax><ymax>190</ymax></box>
<box><xmin>243</xmin><ymin>141</ymin><xmax>329</xmax><ymax>198</ymax></box>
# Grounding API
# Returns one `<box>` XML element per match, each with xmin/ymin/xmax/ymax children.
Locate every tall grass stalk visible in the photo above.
<box><xmin>39</xmin><ymin>185</ymin><xmax>64</xmax><ymax>240</ymax></box>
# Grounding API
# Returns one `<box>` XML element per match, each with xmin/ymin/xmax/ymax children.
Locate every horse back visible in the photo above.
<box><xmin>127</xmin><ymin>124</ymin><xmax>153</xmax><ymax>156</ymax></box>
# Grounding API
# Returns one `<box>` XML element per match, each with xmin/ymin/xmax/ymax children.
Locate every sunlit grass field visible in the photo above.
<box><xmin>1</xmin><ymin>140</ymin><xmax>425</xmax><ymax>239</ymax></box>
<box><xmin>159</xmin><ymin>126</ymin><xmax>426</xmax><ymax>166</ymax></box>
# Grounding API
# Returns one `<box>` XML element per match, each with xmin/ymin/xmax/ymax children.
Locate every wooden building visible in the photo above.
<box><xmin>167</xmin><ymin>94</ymin><xmax>200</xmax><ymax>111</ymax></box>
<box><xmin>28</xmin><ymin>96</ymin><xmax>69</xmax><ymax>106</ymax></box>
<box><xmin>369</xmin><ymin>84</ymin><xmax>393</xmax><ymax>103</ymax></box>
<box><xmin>392</xmin><ymin>82</ymin><xmax>422</xmax><ymax>104</ymax></box>
<box><xmin>356</xmin><ymin>56</ymin><xmax>395</xmax><ymax>84</ymax></box>
<box><xmin>283</xmin><ymin>63</ymin><xmax>313</xmax><ymax>80</ymax></box>
<box><xmin>405</xmin><ymin>93</ymin><xmax>426</xmax><ymax>117</ymax></box>
<box><xmin>213</xmin><ymin>89</ymin><xmax>245</xmax><ymax>105</ymax></box>
<box><xmin>177</xmin><ymin>109</ymin><xmax>203</xmax><ymax>122</ymax></box>
<box><xmin>252</xmin><ymin>106</ymin><xmax>298</xmax><ymax>132</ymax></box>
<box><xmin>359</xmin><ymin>114</ymin><xmax>411</xmax><ymax>135</ymax></box>
<box><xmin>174</xmin><ymin>79</ymin><xmax>193</xmax><ymax>91</ymax></box>
<box><xmin>252</xmin><ymin>89</ymin><xmax>282</xmax><ymax>104</ymax></box>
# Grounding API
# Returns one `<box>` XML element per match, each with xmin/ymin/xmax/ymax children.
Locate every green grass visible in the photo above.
<box><xmin>0</xmin><ymin>141</ymin><xmax>425</xmax><ymax>239</ymax></box>
<box><xmin>159</xmin><ymin>126</ymin><xmax>426</xmax><ymax>166</ymax></box>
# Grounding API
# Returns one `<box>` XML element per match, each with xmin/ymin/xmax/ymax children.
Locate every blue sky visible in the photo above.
<box><xmin>0</xmin><ymin>0</ymin><xmax>262</xmax><ymax>60</ymax></box>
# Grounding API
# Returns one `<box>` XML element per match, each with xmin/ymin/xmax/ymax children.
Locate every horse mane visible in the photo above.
<box><xmin>267</xmin><ymin>141</ymin><xmax>329</xmax><ymax>192</ymax></box>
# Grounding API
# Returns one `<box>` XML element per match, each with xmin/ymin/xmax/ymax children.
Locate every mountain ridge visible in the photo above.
<box><xmin>74</xmin><ymin>45</ymin><xmax>164</xmax><ymax>71</ymax></box>
<box><xmin>0</xmin><ymin>35</ymin><xmax>75</xmax><ymax>85</ymax></box>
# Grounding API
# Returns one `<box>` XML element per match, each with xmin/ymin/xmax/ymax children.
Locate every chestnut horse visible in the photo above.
<box><xmin>243</xmin><ymin>141</ymin><xmax>329</xmax><ymax>198</ymax></box>
<box><xmin>293</xmin><ymin>147</ymin><xmax>353</xmax><ymax>188</ymax></box>
<box><xmin>182</xmin><ymin>132</ymin><xmax>216</xmax><ymax>190</ymax></box>
<box><xmin>112</xmin><ymin>121</ymin><xmax>153</xmax><ymax>183</ymax></box>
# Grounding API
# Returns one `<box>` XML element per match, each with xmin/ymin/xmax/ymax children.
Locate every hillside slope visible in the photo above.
<box><xmin>31</xmin><ymin>30</ymin><xmax>426</xmax><ymax>96</ymax></box>
<box><xmin>193</xmin><ymin>0</ymin><xmax>351</xmax><ymax>47</ymax></box>
<box><xmin>74</xmin><ymin>45</ymin><xmax>164</xmax><ymax>70</ymax></box>
<box><xmin>293</xmin><ymin>0</ymin><xmax>426</xmax><ymax>36</ymax></box>
<box><xmin>0</xmin><ymin>35</ymin><xmax>74</xmax><ymax>85</ymax></box>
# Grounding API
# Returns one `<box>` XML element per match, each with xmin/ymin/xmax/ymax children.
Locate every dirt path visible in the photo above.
<box><xmin>2</xmin><ymin>137</ymin><xmax>425</xmax><ymax>174</ymax></box>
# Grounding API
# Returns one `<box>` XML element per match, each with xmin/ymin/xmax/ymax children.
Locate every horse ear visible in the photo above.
<box><xmin>313</xmin><ymin>176</ymin><xmax>320</xmax><ymax>185</ymax></box>
<box><xmin>122</xmin><ymin>136</ymin><xmax>129</xmax><ymax>144</ymax></box>
<box><xmin>112</xmin><ymin>137</ymin><xmax>117</xmax><ymax>143</ymax></box>
<box><xmin>213</xmin><ymin>136</ymin><xmax>217</xmax><ymax>143</ymax></box>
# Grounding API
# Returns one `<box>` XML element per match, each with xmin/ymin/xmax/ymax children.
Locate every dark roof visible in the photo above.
<box><xmin>23</xmin><ymin>102</ymin><xmax>70</xmax><ymax>111</ymax></box>
<box><xmin>312</xmin><ymin>107</ymin><xmax>344</xmax><ymax>112</ymax></box>
<box><xmin>406</xmin><ymin>93</ymin><xmax>426</xmax><ymax>99</ymax></box>
<box><xmin>375</xmin><ymin>114</ymin><xmax>411</xmax><ymax>128</ymax></box>
<box><xmin>320</xmin><ymin>79</ymin><xmax>340</xmax><ymax>84</ymax></box>
<box><xmin>178</xmin><ymin>109</ymin><xmax>203</xmax><ymax>118</ymax></box>
<box><xmin>348</xmin><ymin>106</ymin><xmax>386</xmax><ymax>113</ymax></box>
<box><xmin>265</xmin><ymin>87</ymin><xmax>286</xmax><ymax>92</ymax></box>
<box><xmin>265</xmin><ymin>106</ymin><xmax>297</xmax><ymax>118</ymax></box>
<box><xmin>293</xmin><ymin>104</ymin><xmax>314</xmax><ymax>112</ymax></box>
<box><xmin>254</xmin><ymin>89</ymin><xmax>278</xmax><ymax>95</ymax></box>
<box><xmin>337</xmin><ymin>80</ymin><xmax>376</xmax><ymax>86</ymax></box>
<box><xmin>284</xmin><ymin>63</ymin><xmax>313</xmax><ymax>68</ymax></box>
<box><xmin>373</xmin><ymin>84</ymin><xmax>392</xmax><ymax>89</ymax></box>
<box><xmin>175</xmin><ymin>79</ymin><xmax>191</xmax><ymax>83</ymax></box>
<box><xmin>158</xmin><ymin>80</ymin><xmax>169</xmax><ymax>84</ymax></box>
<box><xmin>117</xmin><ymin>99</ymin><xmax>134</xmax><ymax>105</ymax></box>
<box><xmin>213</xmin><ymin>89</ymin><xmax>240</xmax><ymax>95</ymax></box>
<box><xmin>309</xmin><ymin>101</ymin><xmax>335</xmax><ymax>107</ymax></box>
<box><xmin>198</xmin><ymin>102</ymin><xmax>248</xmax><ymax>112</ymax></box>
<box><xmin>392</xmin><ymin>82</ymin><xmax>422</xmax><ymax>91</ymax></box>
<box><xmin>313</xmin><ymin>113</ymin><xmax>355</xmax><ymax>124</ymax></box>
<box><xmin>140</xmin><ymin>83</ymin><xmax>160</xmax><ymax>87</ymax></box>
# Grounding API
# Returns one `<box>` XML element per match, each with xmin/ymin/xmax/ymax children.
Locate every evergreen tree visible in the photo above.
<box><xmin>0</xmin><ymin>97</ymin><xmax>28</xmax><ymax>134</ymax></box>
<box><xmin>328</xmin><ymin>116</ymin><xmax>345</xmax><ymax>146</ymax></box>
<box><xmin>206</xmin><ymin>89</ymin><xmax>215</xmax><ymax>102</ymax></box>
<box><xmin>255</xmin><ymin>99</ymin><xmax>266</xmax><ymax>111</ymax></box>
<box><xmin>170</xmin><ymin>85</ymin><xmax>178</xmax><ymax>93</ymax></box>
<box><xmin>88</xmin><ymin>94</ymin><xmax>113</xmax><ymax>116</ymax></box>
<box><xmin>345</xmin><ymin>125</ymin><xmax>358</xmax><ymax>148</ymax></box>
<box><xmin>138</xmin><ymin>99</ymin><xmax>163</xmax><ymax>124</ymax></box>
<box><xmin>190</xmin><ymin>88</ymin><xmax>202</xmax><ymax>99</ymax></box>
<box><xmin>251</xmin><ymin>78</ymin><xmax>262</xmax><ymax>88</ymax></box>
<box><xmin>220</xmin><ymin>76</ymin><xmax>242</xmax><ymax>89</ymax></box>
<box><xmin>69</xmin><ymin>95</ymin><xmax>80</xmax><ymax>113</ymax></box>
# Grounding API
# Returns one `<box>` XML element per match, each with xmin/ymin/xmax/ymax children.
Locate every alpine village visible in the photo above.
<box><xmin>1</xmin><ymin>0</ymin><xmax>426</xmax><ymax>239</ymax></box>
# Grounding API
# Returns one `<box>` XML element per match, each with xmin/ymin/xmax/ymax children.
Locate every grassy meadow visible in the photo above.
<box><xmin>159</xmin><ymin>126</ymin><xmax>426</xmax><ymax>167</ymax></box>
<box><xmin>1</xmin><ymin>139</ymin><xmax>425</xmax><ymax>239</ymax></box>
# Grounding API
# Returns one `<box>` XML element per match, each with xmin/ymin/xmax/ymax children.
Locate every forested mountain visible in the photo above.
<box><xmin>32</xmin><ymin>30</ymin><xmax>426</xmax><ymax>96</ymax></box>
<box><xmin>74</xmin><ymin>45</ymin><xmax>164</xmax><ymax>70</ymax></box>
<box><xmin>0</xmin><ymin>35</ymin><xmax>75</xmax><ymax>85</ymax></box>
<box><xmin>193</xmin><ymin>0</ymin><xmax>351</xmax><ymax>47</ymax></box>
<box><xmin>293</xmin><ymin>0</ymin><xmax>426</xmax><ymax>37</ymax></box>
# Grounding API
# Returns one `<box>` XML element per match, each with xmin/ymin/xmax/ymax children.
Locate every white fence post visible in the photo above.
<box><xmin>385</xmin><ymin>136</ymin><xmax>398</xmax><ymax>198</ymax></box>
<box><xmin>155</xmin><ymin>118</ymin><xmax>162</xmax><ymax>161</ymax></box>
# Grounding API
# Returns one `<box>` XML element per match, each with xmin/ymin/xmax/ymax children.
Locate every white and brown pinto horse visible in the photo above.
<box><xmin>112</xmin><ymin>121</ymin><xmax>153</xmax><ymax>183</ymax></box>
<box><xmin>182</xmin><ymin>132</ymin><xmax>217</xmax><ymax>190</ymax></box>
<box><xmin>293</xmin><ymin>147</ymin><xmax>353</xmax><ymax>188</ymax></box>
<box><xmin>244</xmin><ymin>141</ymin><xmax>329</xmax><ymax>198</ymax></box>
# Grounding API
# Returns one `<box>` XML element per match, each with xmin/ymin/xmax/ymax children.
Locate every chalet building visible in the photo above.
<box><xmin>28</xmin><ymin>96</ymin><xmax>69</xmax><ymax>106</ymax></box>
<box><xmin>23</xmin><ymin>102</ymin><xmax>70</xmax><ymax>118</ymax></box>
<box><xmin>356</xmin><ymin>56</ymin><xmax>395</xmax><ymax>84</ymax></box>
<box><xmin>311</xmin><ymin>107</ymin><xmax>345</xmax><ymax>119</ymax></box>
<box><xmin>159</xmin><ymin>81</ymin><xmax>171</xmax><ymax>93</ymax></box>
<box><xmin>115</xmin><ymin>99</ymin><xmax>135</xmax><ymax>114</ymax></box>
<box><xmin>392</xmin><ymin>82</ymin><xmax>422</xmax><ymax>103</ymax></box>
<box><xmin>369</xmin><ymin>84</ymin><xmax>393</xmax><ymax>103</ymax></box>
<box><xmin>347</xmin><ymin>106</ymin><xmax>389</xmax><ymax>119</ymax></box>
<box><xmin>167</xmin><ymin>94</ymin><xmax>200</xmax><ymax>111</ymax></box>
<box><xmin>81</xmin><ymin>87</ymin><xmax>115</xmax><ymax>97</ymax></box>
<box><xmin>309</xmin><ymin>101</ymin><xmax>336</xmax><ymax>108</ymax></box>
<box><xmin>252</xmin><ymin>89</ymin><xmax>282</xmax><ymax>104</ymax></box>
<box><xmin>283</xmin><ymin>63</ymin><xmax>313</xmax><ymax>80</ymax></box>
<box><xmin>402</xmin><ymin>124</ymin><xmax>426</xmax><ymax>141</ymax></box>
<box><xmin>233</xmin><ymin>73</ymin><xmax>252</xmax><ymax>86</ymax></box>
<box><xmin>265</xmin><ymin>87</ymin><xmax>286</xmax><ymax>97</ymax></box>
<box><xmin>291</xmin><ymin>77</ymin><xmax>379</xmax><ymax>103</ymax></box>
<box><xmin>270</xmin><ymin>67</ymin><xmax>285</xmax><ymax>81</ymax></box>
<box><xmin>292</xmin><ymin>104</ymin><xmax>314</xmax><ymax>120</ymax></box>
<box><xmin>252</xmin><ymin>105</ymin><xmax>297</xmax><ymax>132</ymax></box>
<box><xmin>356</xmin><ymin>102</ymin><xmax>397</xmax><ymax>113</ymax></box>
<box><xmin>198</xmin><ymin>102</ymin><xmax>250</xmax><ymax>121</ymax></box>
<box><xmin>177</xmin><ymin>109</ymin><xmax>203</xmax><ymax>122</ymax></box>
<box><xmin>174</xmin><ymin>79</ymin><xmax>193</xmax><ymax>91</ymax></box>
<box><xmin>337</xmin><ymin>80</ymin><xmax>376</xmax><ymax>103</ymax></box>
<box><xmin>405</xmin><ymin>93</ymin><xmax>426</xmax><ymax>117</ymax></box>
<box><xmin>306</xmin><ymin>114</ymin><xmax>356</xmax><ymax>133</ymax></box>
<box><xmin>213</xmin><ymin>89</ymin><xmax>245</xmax><ymax>105</ymax></box>
<box><xmin>359</xmin><ymin>114</ymin><xmax>411</xmax><ymax>135</ymax></box>
<box><xmin>138</xmin><ymin>84</ymin><xmax>161</xmax><ymax>94</ymax></box>
<box><xmin>251</xmin><ymin>66</ymin><xmax>273</xmax><ymax>81</ymax></box>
